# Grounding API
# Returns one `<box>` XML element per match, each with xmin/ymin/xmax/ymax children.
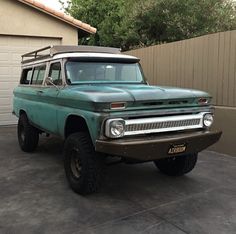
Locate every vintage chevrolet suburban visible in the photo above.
<box><xmin>13</xmin><ymin>45</ymin><xmax>222</xmax><ymax>195</ymax></box>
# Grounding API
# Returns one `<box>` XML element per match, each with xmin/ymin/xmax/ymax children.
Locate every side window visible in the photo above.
<box><xmin>48</xmin><ymin>62</ymin><xmax>62</xmax><ymax>85</ymax></box>
<box><xmin>20</xmin><ymin>68</ymin><xmax>33</xmax><ymax>85</ymax></box>
<box><xmin>31</xmin><ymin>65</ymin><xmax>46</xmax><ymax>85</ymax></box>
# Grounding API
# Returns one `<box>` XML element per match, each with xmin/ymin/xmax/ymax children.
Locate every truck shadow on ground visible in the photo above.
<box><xmin>2</xmin><ymin>128</ymin><xmax>234</xmax><ymax>234</ymax></box>
<box><xmin>35</xmin><ymin>135</ymin><xmax>203</xmax><ymax>199</ymax></box>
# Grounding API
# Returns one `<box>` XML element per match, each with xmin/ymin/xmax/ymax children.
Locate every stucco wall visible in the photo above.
<box><xmin>0</xmin><ymin>0</ymin><xmax>78</xmax><ymax>45</ymax></box>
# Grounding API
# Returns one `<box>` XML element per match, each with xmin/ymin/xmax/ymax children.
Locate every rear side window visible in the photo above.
<box><xmin>31</xmin><ymin>65</ymin><xmax>46</xmax><ymax>85</ymax></box>
<box><xmin>20</xmin><ymin>68</ymin><xmax>33</xmax><ymax>85</ymax></box>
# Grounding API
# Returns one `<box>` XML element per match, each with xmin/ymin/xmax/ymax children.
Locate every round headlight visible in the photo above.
<box><xmin>105</xmin><ymin>119</ymin><xmax>125</xmax><ymax>138</ymax></box>
<box><xmin>203</xmin><ymin>113</ymin><xmax>214</xmax><ymax>128</ymax></box>
<box><xmin>110</xmin><ymin>121</ymin><xmax>124</xmax><ymax>137</ymax></box>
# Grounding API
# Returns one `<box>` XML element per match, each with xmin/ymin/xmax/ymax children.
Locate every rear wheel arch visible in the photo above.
<box><xmin>19</xmin><ymin>109</ymin><xmax>27</xmax><ymax>117</ymax></box>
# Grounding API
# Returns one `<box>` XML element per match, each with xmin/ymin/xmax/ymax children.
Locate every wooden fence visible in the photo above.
<box><xmin>126</xmin><ymin>30</ymin><xmax>236</xmax><ymax>107</ymax></box>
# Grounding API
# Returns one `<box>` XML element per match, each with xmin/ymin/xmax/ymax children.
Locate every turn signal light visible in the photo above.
<box><xmin>198</xmin><ymin>98</ymin><xmax>209</xmax><ymax>105</ymax></box>
<box><xmin>110</xmin><ymin>102</ymin><xmax>126</xmax><ymax>109</ymax></box>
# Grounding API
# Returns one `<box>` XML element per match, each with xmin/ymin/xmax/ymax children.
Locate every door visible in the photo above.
<box><xmin>35</xmin><ymin>61</ymin><xmax>63</xmax><ymax>134</ymax></box>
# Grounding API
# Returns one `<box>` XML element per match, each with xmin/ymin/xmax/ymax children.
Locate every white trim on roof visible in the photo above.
<box><xmin>22</xmin><ymin>53</ymin><xmax>139</xmax><ymax>66</ymax></box>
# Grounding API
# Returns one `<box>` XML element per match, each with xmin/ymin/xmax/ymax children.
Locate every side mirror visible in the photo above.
<box><xmin>45</xmin><ymin>77</ymin><xmax>54</xmax><ymax>86</ymax></box>
<box><xmin>45</xmin><ymin>77</ymin><xmax>60</xmax><ymax>90</ymax></box>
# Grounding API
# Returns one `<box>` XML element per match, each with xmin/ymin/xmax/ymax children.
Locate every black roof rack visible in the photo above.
<box><xmin>21</xmin><ymin>45</ymin><xmax>121</xmax><ymax>64</ymax></box>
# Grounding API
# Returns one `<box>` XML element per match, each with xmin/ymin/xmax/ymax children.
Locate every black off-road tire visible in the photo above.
<box><xmin>64</xmin><ymin>132</ymin><xmax>104</xmax><ymax>195</ymax></box>
<box><xmin>17</xmin><ymin>114</ymin><xmax>39</xmax><ymax>152</ymax></box>
<box><xmin>154</xmin><ymin>153</ymin><xmax>198</xmax><ymax>176</ymax></box>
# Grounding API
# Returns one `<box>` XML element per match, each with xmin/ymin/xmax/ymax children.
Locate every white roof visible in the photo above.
<box><xmin>22</xmin><ymin>52</ymin><xmax>139</xmax><ymax>67</ymax></box>
<box><xmin>54</xmin><ymin>52</ymin><xmax>138</xmax><ymax>60</ymax></box>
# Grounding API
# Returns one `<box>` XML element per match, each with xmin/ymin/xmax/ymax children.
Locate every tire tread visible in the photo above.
<box><xmin>64</xmin><ymin>132</ymin><xmax>104</xmax><ymax>195</ymax></box>
<box><xmin>18</xmin><ymin>114</ymin><xmax>39</xmax><ymax>152</ymax></box>
<box><xmin>154</xmin><ymin>153</ymin><xmax>198</xmax><ymax>176</ymax></box>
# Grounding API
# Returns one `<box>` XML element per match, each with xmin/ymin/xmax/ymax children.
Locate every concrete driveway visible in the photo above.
<box><xmin>0</xmin><ymin>126</ymin><xmax>236</xmax><ymax>234</ymax></box>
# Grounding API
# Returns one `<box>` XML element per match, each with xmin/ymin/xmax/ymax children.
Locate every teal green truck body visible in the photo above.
<box><xmin>13</xmin><ymin>84</ymin><xmax>211</xmax><ymax>143</ymax></box>
<box><xmin>13</xmin><ymin>45</ymin><xmax>221</xmax><ymax>161</ymax></box>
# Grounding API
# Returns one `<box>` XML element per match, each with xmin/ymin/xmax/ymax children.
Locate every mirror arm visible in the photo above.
<box><xmin>45</xmin><ymin>77</ymin><xmax>60</xmax><ymax>90</ymax></box>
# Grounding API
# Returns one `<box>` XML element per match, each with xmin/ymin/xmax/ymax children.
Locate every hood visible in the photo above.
<box><xmin>58</xmin><ymin>84</ymin><xmax>209</xmax><ymax>112</ymax></box>
<box><xmin>64</xmin><ymin>84</ymin><xmax>210</xmax><ymax>102</ymax></box>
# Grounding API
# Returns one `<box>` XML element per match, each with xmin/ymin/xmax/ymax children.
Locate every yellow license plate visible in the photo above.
<box><xmin>168</xmin><ymin>144</ymin><xmax>187</xmax><ymax>154</ymax></box>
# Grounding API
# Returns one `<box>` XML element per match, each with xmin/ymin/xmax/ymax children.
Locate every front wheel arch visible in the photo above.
<box><xmin>64</xmin><ymin>115</ymin><xmax>90</xmax><ymax>139</ymax></box>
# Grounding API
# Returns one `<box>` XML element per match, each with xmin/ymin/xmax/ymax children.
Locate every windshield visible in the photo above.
<box><xmin>65</xmin><ymin>61</ymin><xmax>144</xmax><ymax>84</ymax></box>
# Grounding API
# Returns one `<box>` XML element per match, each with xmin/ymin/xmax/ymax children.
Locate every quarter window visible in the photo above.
<box><xmin>48</xmin><ymin>62</ymin><xmax>62</xmax><ymax>85</ymax></box>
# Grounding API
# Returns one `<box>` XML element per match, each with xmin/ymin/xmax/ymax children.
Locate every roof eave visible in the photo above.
<box><xmin>16</xmin><ymin>0</ymin><xmax>97</xmax><ymax>35</ymax></box>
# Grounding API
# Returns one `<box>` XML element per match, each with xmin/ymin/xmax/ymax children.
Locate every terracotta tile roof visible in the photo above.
<box><xmin>16</xmin><ymin>0</ymin><xmax>97</xmax><ymax>34</ymax></box>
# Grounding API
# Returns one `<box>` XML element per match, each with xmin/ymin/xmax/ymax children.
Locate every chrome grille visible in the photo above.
<box><xmin>125</xmin><ymin>119</ymin><xmax>201</xmax><ymax>132</ymax></box>
<box><xmin>123</xmin><ymin>113</ymin><xmax>206</xmax><ymax>136</ymax></box>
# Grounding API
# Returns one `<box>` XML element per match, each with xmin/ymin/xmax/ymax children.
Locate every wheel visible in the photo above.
<box><xmin>64</xmin><ymin>132</ymin><xmax>104</xmax><ymax>195</ymax></box>
<box><xmin>154</xmin><ymin>153</ymin><xmax>198</xmax><ymax>176</ymax></box>
<box><xmin>17</xmin><ymin>114</ymin><xmax>39</xmax><ymax>152</ymax></box>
